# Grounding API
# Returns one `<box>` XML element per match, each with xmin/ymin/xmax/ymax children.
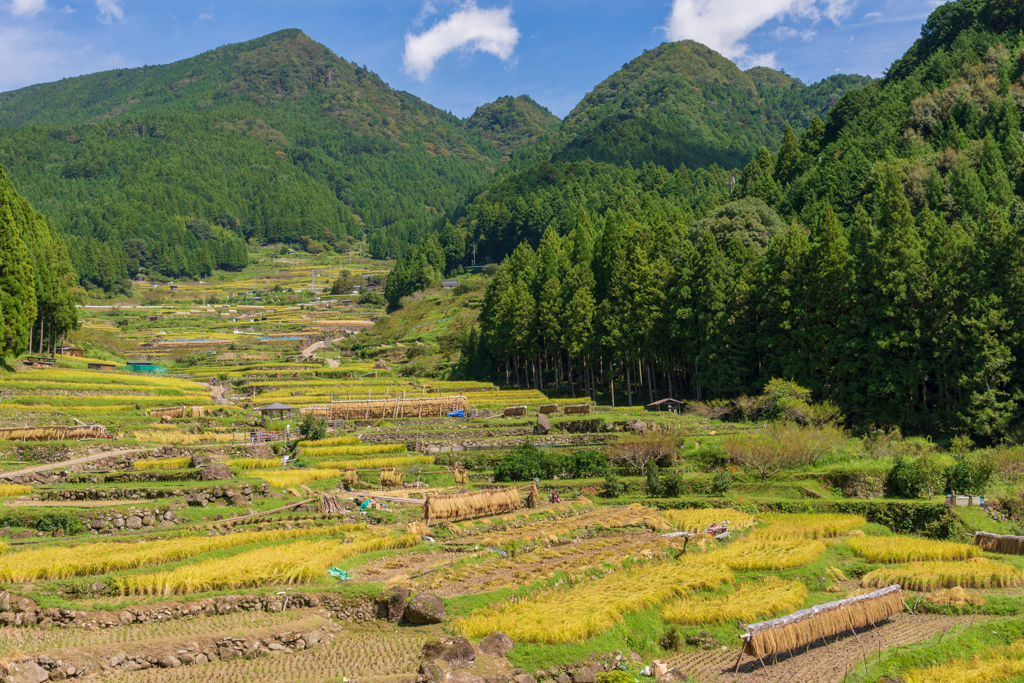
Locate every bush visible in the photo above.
<box><xmin>722</xmin><ymin>422</ymin><xmax>847</xmax><ymax>482</ymax></box>
<box><xmin>601</xmin><ymin>471</ymin><xmax>623</xmax><ymax>498</ymax></box>
<box><xmin>34</xmin><ymin>511</ymin><xmax>85</xmax><ymax>535</ymax></box>
<box><xmin>709</xmin><ymin>471</ymin><xmax>733</xmax><ymax>495</ymax></box>
<box><xmin>646</xmin><ymin>462</ymin><xmax>662</xmax><ymax>496</ymax></box>
<box><xmin>662</xmin><ymin>471</ymin><xmax>683</xmax><ymax>497</ymax></box>
<box><xmin>945</xmin><ymin>451</ymin><xmax>994</xmax><ymax>495</ymax></box>
<box><xmin>358</xmin><ymin>292</ymin><xmax>385</xmax><ymax>306</ymax></box>
<box><xmin>565</xmin><ymin>449</ymin><xmax>608</xmax><ymax>479</ymax></box>
<box><xmin>660</xmin><ymin>625</ymin><xmax>683</xmax><ymax>651</ymax></box>
<box><xmin>609</xmin><ymin>433</ymin><xmax>678</xmax><ymax>475</ymax></box>
<box><xmin>298</xmin><ymin>413</ymin><xmax>327</xmax><ymax>441</ymax></box>
<box><xmin>493</xmin><ymin>441</ymin><xmax>560</xmax><ymax>482</ymax></box>
<box><xmin>887</xmin><ymin>455</ymin><xmax>924</xmax><ymax>498</ymax></box>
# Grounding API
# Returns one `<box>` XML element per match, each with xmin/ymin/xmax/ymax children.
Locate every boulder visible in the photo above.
<box><xmin>513</xmin><ymin>675</ymin><xmax>536</xmax><ymax>683</ymax></box>
<box><xmin>126</xmin><ymin>516</ymin><xmax>143</xmax><ymax>530</ymax></box>
<box><xmin>6</xmin><ymin>661</ymin><xmax>48</xmax><ymax>683</ymax></box>
<box><xmin>624</xmin><ymin>419</ymin><xmax>647</xmax><ymax>435</ymax></box>
<box><xmin>478</xmin><ymin>632</ymin><xmax>514</xmax><ymax>658</ymax></box>
<box><xmin>190</xmin><ymin>453</ymin><xmax>210</xmax><ymax>468</ymax></box>
<box><xmin>572</xmin><ymin>668</ymin><xmax>596</xmax><ymax>683</ymax></box>
<box><xmin>201</xmin><ymin>463</ymin><xmax>234</xmax><ymax>481</ymax></box>
<box><xmin>386</xmin><ymin>587</ymin><xmax>410</xmax><ymax>623</ymax></box>
<box><xmin>656</xmin><ymin>671</ymin><xmax>688</xmax><ymax>683</ymax></box>
<box><xmin>421</xmin><ymin>637</ymin><xmax>474</xmax><ymax>669</ymax></box>
<box><xmin>652</xmin><ymin>661</ymin><xmax>668</xmax><ymax>679</ymax></box>
<box><xmin>405</xmin><ymin>593</ymin><xmax>446</xmax><ymax>625</ymax></box>
<box><xmin>534</xmin><ymin>414</ymin><xmax>551</xmax><ymax>436</ymax></box>
<box><xmin>444</xmin><ymin>673</ymin><xmax>485</xmax><ymax>683</ymax></box>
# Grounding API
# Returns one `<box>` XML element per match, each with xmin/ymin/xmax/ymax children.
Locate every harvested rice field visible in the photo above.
<box><xmin>0</xmin><ymin>279</ymin><xmax>1011</xmax><ymax>683</ymax></box>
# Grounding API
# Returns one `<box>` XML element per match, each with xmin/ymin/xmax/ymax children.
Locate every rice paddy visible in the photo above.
<box><xmin>133</xmin><ymin>456</ymin><xmax>192</xmax><ymax>470</ymax></box>
<box><xmin>862</xmin><ymin>558</ymin><xmax>1024</xmax><ymax>591</ymax></box>
<box><xmin>718</xmin><ymin>539</ymin><xmax>828</xmax><ymax>571</ymax></box>
<box><xmin>0</xmin><ymin>484</ymin><xmax>32</xmax><ymax>496</ymax></box>
<box><xmin>748</xmin><ymin>513</ymin><xmax>866</xmax><ymax>540</ymax></box>
<box><xmin>297</xmin><ymin>436</ymin><xmax>363</xmax><ymax>447</ymax></box>
<box><xmin>319</xmin><ymin>455</ymin><xmax>434</xmax><ymax>469</ymax></box>
<box><xmin>252</xmin><ymin>469</ymin><xmax>340</xmax><ymax>488</ymax></box>
<box><xmin>660</xmin><ymin>576</ymin><xmax>807</xmax><ymax>625</ymax></box>
<box><xmin>661</xmin><ymin>507</ymin><xmax>758</xmax><ymax>532</ymax></box>
<box><xmin>901</xmin><ymin>640</ymin><xmax>1024</xmax><ymax>683</ymax></box>
<box><xmin>453</xmin><ymin>554</ymin><xmax>733</xmax><ymax>643</ymax></box>
<box><xmin>300</xmin><ymin>444</ymin><xmax>407</xmax><ymax>457</ymax></box>
<box><xmin>847</xmin><ymin>536</ymin><xmax>982</xmax><ymax>563</ymax></box>
<box><xmin>226</xmin><ymin>457</ymin><xmax>282</xmax><ymax>469</ymax></box>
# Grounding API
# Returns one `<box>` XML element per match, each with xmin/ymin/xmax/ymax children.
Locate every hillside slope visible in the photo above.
<box><xmin>0</xmin><ymin>29</ymin><xmax>500</xmax><ymax>292</ymax></box>
<box><xmin>464</xmin><ymin>95</ymin><xmax>562</xmax><ymax>157</ymax></box>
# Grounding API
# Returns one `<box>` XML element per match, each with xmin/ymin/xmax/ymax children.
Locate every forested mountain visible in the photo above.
<box><xmin>464</xmin><ymin>95</ymin><xmax>562</xmax><ymax>157</ymax></box>
<box><xmin>440</xmin><ymin>0</ymin><xmax>1024</xmax><ymax>440</ymax></box>
<box><xmin>0</xmin><ymin>29</ymin><xmax>502</xmax><ymax>293</ymax></box>
<box><xmin>0</xmin><ymin>167</ymin><xmax>79</xmax><ymax>365</ymax></box>
<box><xmin>553</xmin><ymin>41</ymin><xmax>869</xmax><ymax>171</ymax></box>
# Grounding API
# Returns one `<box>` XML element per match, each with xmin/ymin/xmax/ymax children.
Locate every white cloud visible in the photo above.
<box><xmin>414</xmin><ymin>0</ymin><xmax>438</xmax><ymax>26</ymax></box>
<box><xmin>664</xmin><ymin>0</ymin><xmax>855</xmax><ymax>67</ymax></box>
<box><xmin>774</xmin><ymin>25</ymin><xmax>816</xmax><ymax>41</ymax></box>
<box><xmin>403</xmin><ymin>1</ymin><xmax>519</xmax><ymax>81</ymax></box>
<box><xmin>95</xmin><ymin>0</ymin><xmax>122</xmax><ymax>23</ymax></box>
<box><xmin>196</xmin><ymin>12</ymin><xmax>212</xmax><ymax>21</ymax></box>
<box><xmin>863</xmin><ymin>11</ymin><xmax>881</xmax><ymax>20</ymax></box>
<box><xmin>59</xmin><ymin>3</ymin><xmax>74</xmax><ymax>11</ymax></box>
<box><xmin>0</xmin><ymin>25</ymin><xmax>124</xmax><ymax>91</ymax></box>
<box><xmin>8</xmin><ymin>0</ymin><xmax>47</xmax><ymax>18</ymax></box>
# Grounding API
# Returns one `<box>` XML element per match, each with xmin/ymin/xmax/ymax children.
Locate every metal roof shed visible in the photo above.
<box><xmin>645</xmin><ymin>398</ymin><xmax>685</xmax><ymax>414</ymax></box>
<box><xmin>254</xmin><ymin>402</ymin><xmax>297</xmax><ymax>418</ymax></box>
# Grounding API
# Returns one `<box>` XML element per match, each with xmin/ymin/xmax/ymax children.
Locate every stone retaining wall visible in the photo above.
<box><xmin>40</xmin><ymin>482</ymin><xmax>267</xmax><ymax>503</ymax></box>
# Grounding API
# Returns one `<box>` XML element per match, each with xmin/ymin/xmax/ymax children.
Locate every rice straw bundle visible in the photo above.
<box><xmin>739</xmin><ymin>585</ymin><xmax>904</xmax><ymax>662</ymax></box>
<box><xmin>424</xmin><ymin>486</ymin><xmax>523</xmax><ymax>524</ymax></box>
<box><xmin>861</xmin><ymin>558</ymin><xmax>1023</xmax><ymax>591</ymax></box>
<box><xmin>662</xmin><ymin>576</ymin><xmax>807</xmax><ymax>625</ymax></box>
<box><xmin>342</xmin><ymin>470</ymin><xmax>360</xmax><ymax>487</ymax></box>
<box><xmin>379</xmin><ymin>468</ymin><xmax>403</xmax><ymax>488</ymax></box>
<box><xmin>303</xmin><ymin>395</ymin><xmax>468</xmax><ymax>420</ymax></box>
<box><xmin>453</xmin><ymin>468</ymin><xmax>469</xmax><ymax>485</ymax></box>
<box><xmin>527</xmin><ymin>482</ymin><xmax>539</xmax><ymax>508</ymax></box>
<box><xmin>0</xmin><ymin>425</ymin><xmax>107</xmax><ymax>442</ymax></box>
<box><xmin>973</xmin><ymin>531</ymin><xmax>1024</xmax><ymax>556</ymax></box>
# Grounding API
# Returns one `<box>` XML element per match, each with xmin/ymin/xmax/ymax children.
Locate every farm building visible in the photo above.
<box><xmin>646</xmin><ymin>398</ymin><xmax>685</xmax><ymax>414</ymax></box>
<box><xmin>441</xmin><ymin>280</ymin><xmax>459</xmax><ymax>290</ymax></box>
<box><xmin>87</xmin><ymin>362</ymin><xmax>116</xmax><ymax>371</ymax></box>
<box><xmin>55</xmin><ymin>346</ymin><xmax>83</xmax><ymax>357</ymax></box>
<box><xmin>255</xmin><ymin>402</ymin><xmax>297</xmax><ymax>419</ymax></box>
<box><xmin>126</xmin><ymin>361</ymin><xmax>168</xmax><ymax>375</ymax></box>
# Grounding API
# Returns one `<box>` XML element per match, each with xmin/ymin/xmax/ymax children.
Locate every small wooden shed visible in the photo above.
<box><xmin>645</xmin><ymin>398</ymin><xmax>685</xmax><ymax>414</ymax></box>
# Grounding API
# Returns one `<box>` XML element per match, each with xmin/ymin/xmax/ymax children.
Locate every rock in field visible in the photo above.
<box><xmin>404</xmin><ymin>593</ymin><xmax>445</xmax><ymax>625</ymax></box>
<box><xmin>478</xmin><ymin>632</ymin><xmax>514</xmax><ymax>657</ymax></box>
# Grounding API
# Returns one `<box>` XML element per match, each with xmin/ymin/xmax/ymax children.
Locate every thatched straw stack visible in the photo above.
<box><xmin>423</xmin><ymin>486</ymin><xmax>523</xmax><ymax>525</ymax></box>
<box><xmin>973</xmin><ymin>531</ymin><xmax>1024</xmax><ymax>556</ymax></box>
<box><xmin>527</xmin><ymin>482</ymin><xmax>539</xmax><ymax>508</ymax></box>
<box><xmin>342</xmin><ymin>470</ymin><xmax>361</xmax><ymax>487</ymax></box>
<box><xmin>502</xmin><ymin>406</ymin><xmax>528</xmax><ymax>417</ymax></box>
<box><xmin>0</xmin><ymin>425</ymin><xmax>107</xmax><ymax>442</ymax></box>
<box><xmin>740</xmin><ymin>585</ymin><xmax>904</xmax><ymax>662</ymax></box>
<box><xmin>303</xmin><ymin>396</ymin><xmax>468</xmax><ymax>419</ymax></box>
<box><xmin>564</xmin><ymin>404</ymin><xmax>592</xmax><ymax>415</ymax></box>
<box><xmin>149</xmin><ymin>406</ymin><xmax>206</xmax><ymax>419</ymax></box>
<box><xmin>453</xmin><ymin>468</ymin><xmax>469</xmax><ymax>484</ymax></box>
<box><xmin>538</xmin><ymin>404</ymin><xmax>559</xmax><ymax>415</ymax></box>
<box><xmin>380</xmin><ymin>468</ymin><xmax>403</xmax><ymax>488</ymax></box>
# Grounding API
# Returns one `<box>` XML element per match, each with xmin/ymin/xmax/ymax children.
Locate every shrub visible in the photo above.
<box><xmin>608</xmin><ymin>433</ymin><xmax>678</xmax><ymax>475</ymax></box>
<box><xmin>660</xmin><ymin>625</ymin><xmax>682</xmax><ymax>651</ymax></box>
<box><xmin>662</xmin><ymin>471</ymin><xmax>683</xmax><ymax>497</ymax></box>
<box><xmin>601</xmin><ymin>471</ymin><xmax>623</xmax><ymax>498</ymax></box>
<box><xmin>887</xmin><ymin>455</ymin><xmax>925</xmax><ymax>498</ymax></box>
<box><xmin>298</xmin><ymin>413</ymin><xmax>327</xmax><ymax>441</ymax></box>
<box><xmin>646</xmin><ymin>462</ymin><xmax>662</xmax><ymax>496</ymax></box>
<box><xmin>945</xmin><ymin>451</ymin><xmax>994</xmax><ymax>495</ymax></box>
<box><xmin>723</xmin><ymin>422</ymin><xmax>847</xmax><ymax>482</ymax></box>
<box><xmin>493</xmin><ymin>441</ymin><xmax>560</xmax><ymax>482</ymax></box>
<box><xmin>709</xmin><ymin>471</ymin><xmax>733</xmax><ymax>495</ymax></box>
<box><xmin>565</xmin><ymin>449</ymin><xmax>608</xmax><ymax>479</ymax></box>
<box><xmin>34</xmin><ymin>511</ymin><xmax>84</xmax><ymax>535</ymax></box>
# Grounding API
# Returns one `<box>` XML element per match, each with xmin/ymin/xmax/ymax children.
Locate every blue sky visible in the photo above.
<box><xmin>1</xmin><ymin>0</ymin><xmax>945</xmax><ymax>118</ymax></box>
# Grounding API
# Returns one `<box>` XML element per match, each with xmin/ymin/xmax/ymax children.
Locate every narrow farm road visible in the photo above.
<box><xmin>0</xmin><ymin>446</ymin><xmax>152</xmax><ymax>479</ymax></box>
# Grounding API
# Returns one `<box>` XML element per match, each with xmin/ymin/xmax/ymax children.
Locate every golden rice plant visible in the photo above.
<box><xmin>0</xmin><ymin>524</ymin><xmax>362</xmax><ymax>582</ymax></box>
<box><xmin>718</xmin><ymin>539</ymin><xmax>827</xmax><ymax>571</ymax></box>
<box><xmin>902</xmin><ymin>640</ymin><xmax>1024</xmax><ymax>683</ymax></box>
<box><xmin>848</xmin><ymin>536</ymin><xmax>981</xmax><ymax>563</ymax></box>
<box><xmin>117</xmin><ymin>532</ymin><xmax>420</xmax><ymax>595</ymax></box>
<box><xmin>133</xmin><ymin>456</ymin><xmax>191</xmax><ymax>470</ymax></box>
<box><xmin>862</xmin><ymin>558</ymin><xmax>1024</xmax><ymax>592</ymax></box>
<box><xmin>133</xmin><ymin>431</ymin><xmax>233</xmax><ymax>444</ymax></box>
<box><xmin>227</xmin><ymin>458</ymin><xmax>281</xmax><ymax>470</ymax></box>
<box><xmin>452</xmin><ymin>554</ymin><xmax>733</xmax><ymax>644</ymax></box>
<box><xmin>749</xmin><ymin>513</ymin><xmax>865</xmax><ymax>540</ymax></box>
<box><xmin>301</xmin><ymin>444</ymin><xmax>407</xmax><ymax>457</ymax></box>
<box><xmin>319</xmin><ymin>455</ymin><xmax>434</xmax><ymax>470</ymax></box>
<box><xmin>253</xmin><ymin>469</ymin><xmax>338</xmax><ymax>488</ymax></box>
<box><xmin>296</xmin><ymin>436</ymin><xmax>362</xmax><ymax>447</ymax></box>
<box><xmin>0</xmin><ymin>485</ymin><xmax>32</xmax><ymax>497</ymax></box>
<box><xmin>662</xmin><ymin>507</ymin><xmax>757</xmax><ymax>532</ymax></box>
<box><xmin>661</xmin><ymin>576</ymin><xmax>807</xmax><ymax>625</ymax></box>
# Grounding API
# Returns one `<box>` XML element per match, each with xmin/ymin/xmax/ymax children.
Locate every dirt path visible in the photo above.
<box><xmin>664</xmin><ymin>613</ymin><xmax>977</xmax><ymax>683</ymax></box>
<box><xmin>0</xmin><ymin>446</ymin><xmax>153</xmax><ymax>480</ymax></box>
<box><xmin>209</xmin><ymin>384</ymin><xmax>232</xmax><ymax>405</ymax></box>
<box><xmin>302</xmin><ymin>339</ymin><xmax>340</xmax><ymax>367</ymax></box>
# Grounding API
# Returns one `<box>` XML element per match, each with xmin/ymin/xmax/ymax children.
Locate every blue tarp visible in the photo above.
<box><xmin>447</xmin><ymin>410</ymin><xmax>465</xmax><ymax>417</ymax></box>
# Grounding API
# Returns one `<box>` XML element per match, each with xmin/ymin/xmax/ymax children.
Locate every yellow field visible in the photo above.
<box><xmin>319</xmin><ymin>456</ymin><xmax>435</xmax><ymax>470</ymax></box>
<box><xmin>117</xmin><ymin>532</ymin><xmax>420</xmax><ymax>595</ymax></box>
<box><xmin>749</xmin><ymin>513</ymin><xmax>865</xmax><ymax>540</ymax></box>
<box><xmin>662</xmin><ymin>508</ymin><xmax>757</xmax><ymax>532</ymax></box>
<box><xmin>253</xmin><ymin>469</ymin><xmax>339</xmax><ymax>488</ymax></box>
<box><xmin>227</xmin><ymin>458</ymin><xmax>281</xmax><ymax>470</ymax></box>
<box><xmin>133</xmin><ymin>457</ymin><xmax>191</xmax><ymax>470</ymax></box>
<box><xmin>848</xmin><ymin>536</ymin><xmax>982</xmax><ymax>563</ymax></box>
<box><xmin>453</xmin><ymin>554</ymin><xmax>733</xmax><ymax>643</ymax></box>
<box><xmin>661</xmin><ymin>576</ymin><xmax>807</xmax><ymax>625</ymax></box>
<box><xmin>0</xmin><ymin>485</ymin><xmax>32</xmax><ymax>497</ymax></box>
<box><xmin>301</xmin><ymin>444</ymin><xmax>407</xmax><ymax>457</ymax></box>
<box><xmin>718</xmin><ymin>539</ymin><xmax>827</xmax><ymax>571</ymax></box>
<box><xmin>297</xmin><ymin>436</ymin><xmax>363</xmax><ymax>447</ymax></box>
<box><xmin>132</xmin><ymin>430</ymin><xmax>234</xmax><ymax>444</ymax></box>
<box><xmin>862</xmin><ymin>558</ymin><xmax>1023</xmax><ymax>591</ymax></box>
<box><xmin>0</xmin><ymin>524</ymin><xmax>362</xmax><ymax>581</ymax></box>
<box><xmin>903</xmin><ymin>640</ymin><xmax>1024</xmax><ymax>683</ymax></box>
